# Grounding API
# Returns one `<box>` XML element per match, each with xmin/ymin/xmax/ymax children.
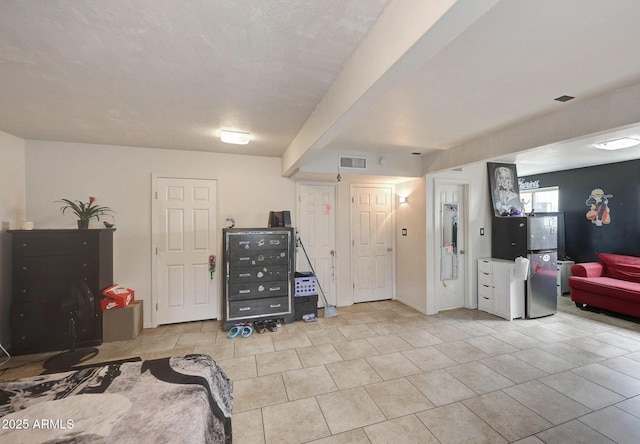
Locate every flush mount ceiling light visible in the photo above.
<box><xmin>594</xmin><ymin>137</ymin><xmax>640</xmax><ymax>151</ymax></box>
<box><xmin>220</xmin><ymin>130</ymin><xmax>250</xmax><ymax>145</ymax></box>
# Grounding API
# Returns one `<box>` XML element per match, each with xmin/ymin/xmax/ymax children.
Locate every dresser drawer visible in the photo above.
<box><xmin>478</xmin><ymin>283</ymin><xmax>493</xmax><ymax>299</ymax></box>
<box><xmin>228</xmin><ymin>265</ymin><xmax>288</xmax><ymax>284</ymax></box>
<box><xmin>478</xmin><ymin>259</ymin><xmax>492</xmax><ymax>274</ymax></box>
<box><xmin>14</xmin><ymin>256</ymin><xmax>98</xmax><ymax>280</ymax></box>
<box><xmin>478</xmin><ymin>271</ymin><xmax>493</xmax><ymax>287</ymax></box>
<box><xmin>228</xmin><ymin>249</ymin><xmax>288</xmax><ymax>267</ymax></box>
<box><xmin>13</xmin><ymin>233</ymin><xmax>97</xmax><ymax>257</ymax></box>
<box><xmin>11</xmin><ymin>301</ymin><xmax>64</xmax><ymax>350</ymax></box>
<box><xmin>228</xmin><ymin>281</ymin><xmax>289</xmax><ymax>300</ymax></box>
<box><xmin>228</xmin><ymin>296</ymin><xmax>289</xmax><ymax>319</ymax></box>
<box><xmin>228</xmin><ymin>233</ymin><xmax>289</xmax><ymax>251</ymax></box>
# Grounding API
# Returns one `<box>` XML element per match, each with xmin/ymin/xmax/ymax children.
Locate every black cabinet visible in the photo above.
<box><xmin>8</xmin><ymin>229</ymin><xmax>114</xmax><ymax>354</ymax></box>
<box><xmin>223</xmin><ymin>228</ymin><xmax>294</xmax><ymax>329</ymax></box>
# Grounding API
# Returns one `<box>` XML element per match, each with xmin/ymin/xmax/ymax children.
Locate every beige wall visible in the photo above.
<box><xmin>395</xmin><ymin>177</ymin><xmax>427</xmax><ymax>312</ymax></box>
<box><xmin>0</xmin><ymin>130</ymin><xmax>26</xmax><ymax>347</ymax></box>
<box><xmin>24</xmin><ymin>140</ymin><xmax>296</xmax><ymax>326</ymax></box>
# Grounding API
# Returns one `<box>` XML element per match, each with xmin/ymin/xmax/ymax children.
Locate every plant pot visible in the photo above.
<box><xmin>77</xmin><ymin>220</ymin><xmax>90</xmax><ymax>229</ymax></box>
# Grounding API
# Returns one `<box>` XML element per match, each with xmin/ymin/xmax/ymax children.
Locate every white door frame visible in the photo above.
<box><xmin>350</xmin><ymin>183</ymin><xmax>397</xmax><ymax>303</ymax></box>
<box><xmin>150</xmin><ymin>173</ymin><xmax>220</xmax><ymax>328</ymax></box>
<box><xmin>427</xmin><ymin>178</ymin><xmax>471</xmax><ymax>314</ymax></box>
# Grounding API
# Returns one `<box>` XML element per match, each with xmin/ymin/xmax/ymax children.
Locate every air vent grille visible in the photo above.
<box><xmin>339</xmin><ymin>156</ymin><xmax>367</xmax><ymax>169</ymax></box>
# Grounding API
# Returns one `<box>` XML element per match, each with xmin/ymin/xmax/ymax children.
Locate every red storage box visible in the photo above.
<box><xmin>101</xmin><ymin>285</ymin><xmax>135</xmax><ymax>310</ymax></box>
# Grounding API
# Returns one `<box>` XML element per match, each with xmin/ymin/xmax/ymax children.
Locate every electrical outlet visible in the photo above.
<box><xmin>402</xmin><ymin>228</ymin><xmax>407</xmax><ymax>236</ymax></box>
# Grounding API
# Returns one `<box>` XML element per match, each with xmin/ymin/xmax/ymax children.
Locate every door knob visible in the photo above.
<box><xmin>387</xmin><ymin>247</ymin><xmax>393</xmax><ymax>252</ymax></box>
<box><xmin>460</xmin><ymin>250</ymin><xmax>465</xmax><ymax>254</ymax></box>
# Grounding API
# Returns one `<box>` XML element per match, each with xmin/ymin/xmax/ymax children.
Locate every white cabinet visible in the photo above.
<box><xmin>477</xmin><ymin>258</ymin><xmax>525</xmax><ymax>320</ymax></box>
<box><xmin>557</xmin><ymin>260</ymin><xmax>575</xmax><ymax>296</ymax></box>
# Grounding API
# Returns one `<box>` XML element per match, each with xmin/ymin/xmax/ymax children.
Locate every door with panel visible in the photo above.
<box><xmin>297</xmin><ymin>184</ymin><xmax>337</xmax><ymax>307</ymax></box>
<box><xmin>436</xmin><ymin>183</ymin><xmax>466</xmax><ymax>310</ymax></box>
<box><xmin>352</xmin><ymin>185</ymin><xmax>394</xmax><ymax>303</ymax></box>
<box><xmin>156</xmin><ymin>177</ymin><xmax>218</xmax><ymax>324</ymax></box>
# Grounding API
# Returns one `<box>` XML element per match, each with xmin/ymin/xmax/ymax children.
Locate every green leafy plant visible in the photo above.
<box><xmin>57</xmin><ymin>196</ymin><xmax>113</xmax><ymax>221</ymax></box>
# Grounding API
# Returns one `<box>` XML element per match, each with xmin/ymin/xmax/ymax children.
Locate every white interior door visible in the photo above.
<box><xmin>156</xmin><ymin>177</ymin><xmax>218</xmax><ymax>325</ymax></box>
<box><xmin>352</xmin><ymin>185</ymin><xmax>394</xmax><ymax>303</ymax></box>
<box><xmin>296</xmin><ymin>184</ymin><xmax>337</xmax><ymax>307</ymax></box>
<box><xmin>436</xmin><ymin>183</ymin><xmax>466</xmax><ymax>310</ymax></box>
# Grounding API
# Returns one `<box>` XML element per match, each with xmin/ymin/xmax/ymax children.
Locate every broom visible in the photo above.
<box><xmin>297</xmin><ymin>236</ymin><xmax>339</xmax><ymax>318</ymax></box>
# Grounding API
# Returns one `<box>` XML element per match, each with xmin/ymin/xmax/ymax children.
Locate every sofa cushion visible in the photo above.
<box><xmin>569</xmin><ymin>275</ymin><xmax>640</xmax><ymax>303</ymax></box>
<box><xmin>597</xmin><ymin>253</ymin><xmax>640</xmax><ymax>283</ymax></box>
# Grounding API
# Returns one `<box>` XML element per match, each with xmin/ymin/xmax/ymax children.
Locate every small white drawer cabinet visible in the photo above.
<box><xmin>557</xmin><ymin>260</ymin><xmax>575</xmax><ymax>296</ymax></box>
<box><xmin>477</xmin><ymin>258</ymin><xmax>525</xmax><ymax>320</ymax></box>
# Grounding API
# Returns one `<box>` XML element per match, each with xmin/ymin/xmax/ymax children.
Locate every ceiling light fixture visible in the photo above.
<box><xmin>594</xmin><ymin>137</ymin><xmax>640</xmax><ymax>151</ymax></box>
<box><xmin>220</xmin><ymin>130</ymin><xmax>250</xmax><ymax>145</ymax></box>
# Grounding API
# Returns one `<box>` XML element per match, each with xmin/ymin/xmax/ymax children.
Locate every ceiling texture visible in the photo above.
<box><xmin>1</xmin><ymin>0</ymin><xmax>640</xmax><ymax>177</ymax></box>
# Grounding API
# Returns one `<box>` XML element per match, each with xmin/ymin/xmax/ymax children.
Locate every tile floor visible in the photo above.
<box><xmin>2</xmin><ymin>296</ymin><xmax>640</xmax><ymax>443</ymax></box>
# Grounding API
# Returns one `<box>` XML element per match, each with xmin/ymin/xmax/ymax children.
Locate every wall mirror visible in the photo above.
<box><xmin>441</xmin><ymin>203</ymin><xmax>458</xmax><ymax>280</ymax></box>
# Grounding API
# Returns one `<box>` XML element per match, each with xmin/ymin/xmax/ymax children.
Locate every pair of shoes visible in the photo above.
<box><xmin>255</xmin><ymin>321</ymin><xmax>266</xmax><ymax>334</ymax></box>
<box><xmin>228</xmin><ymin>323</ymin><xmax>254</xmax><ymax>339</ymax></box>
<box><xmin>265</xmin><ymin>319</ymin><xmax>278</xmax><ymax>332</ymax></box>
<box><xmin>302</xmin><ymin>313</ymin><xmax>317</xmax><ymax>322</ymax></box>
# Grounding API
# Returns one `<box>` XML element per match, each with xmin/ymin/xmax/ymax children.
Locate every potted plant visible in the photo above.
<box><xmin>57</xmin><ymin>196</ymin><xmax>114</xmax><ymax>229</ymax></box>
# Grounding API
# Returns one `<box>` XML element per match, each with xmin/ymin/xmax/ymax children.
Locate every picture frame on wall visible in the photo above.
<box><xmin>487</xmin><ymin>162</ymin><xmax>524</xmax><ymax>217</ymax></box>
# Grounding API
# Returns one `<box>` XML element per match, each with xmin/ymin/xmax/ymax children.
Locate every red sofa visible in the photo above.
<box><xmin>569</xmin><ymin>253</ymin><xmax>640</xmax><ymax>317</ymax></box>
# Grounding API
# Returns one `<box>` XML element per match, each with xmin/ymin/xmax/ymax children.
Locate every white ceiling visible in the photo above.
<box><xmin>1</xmin><ymin>0</ymin><xmax>640</xmax><ymax>176</ymax></box>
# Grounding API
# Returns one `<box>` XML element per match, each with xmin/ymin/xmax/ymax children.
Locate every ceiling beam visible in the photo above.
<box><xmin>280</xmin><ymin>0</ymin><xmax>501</xmax><ymax>177</ymax></box>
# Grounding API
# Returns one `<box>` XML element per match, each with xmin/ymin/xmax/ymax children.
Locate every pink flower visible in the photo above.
<box><xmin>89</xmin><ymin>196</ymin><xmax>96</xmax><ymax>204</ymax></box>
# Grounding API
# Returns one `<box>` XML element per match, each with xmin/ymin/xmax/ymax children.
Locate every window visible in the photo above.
<box><xmin>520</xmin><ymin>186</ymin><xmax>558</xmax><ymax>213</ymax></box>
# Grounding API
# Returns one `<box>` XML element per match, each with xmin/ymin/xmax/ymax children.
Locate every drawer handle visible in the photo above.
<box><xmin>239</xmin><ymin>290</ymin><xmax>251</xmax><ymax>294</ymax></box>
<box><xmin>238</xmin><ymin>307</ymin><xmax>251</xmax><ymax>312</ymax></box>
<box><xmin>239</xmin><ymin>257</ymin><xmax>250</xmax><ymax>261</ymax></box>
<box><xmin>269</xmin><ymin>304</ymin><xmax>282</xmax><ymax>308</ymax></box>
<box><xmin>269</xmin><ymin>240</ymin><xmax>280</xmax><ymax>245</ymax></box>
<box><xmin>269</xmin><ymin>287</ymin><xmax>281</xmax><ymax>291</ymax></box>
<box><xmin>483</xmin><ymin>296</ymin><xmax>490</xmax><ymax>300</ymax></box>
<box><xmin>239</xmin><ymin>273</ymin><xmax>251</xmax><ymax>277</ymax></box>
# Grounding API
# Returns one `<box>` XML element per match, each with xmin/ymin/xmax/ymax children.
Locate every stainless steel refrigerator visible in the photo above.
<box><xmin>492</xmin><ymin>215</ymin><xmax>558</xmax><ymax>318</ymax></box>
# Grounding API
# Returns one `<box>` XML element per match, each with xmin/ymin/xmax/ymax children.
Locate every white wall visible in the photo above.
<box><xmin>395</xmin><ymin>177</ymin><xmax>427</xmax><ymax>312</ymax></box>
<box><xmin>0</xmin><ymin>130</ymin><xmax>26</xmax><ymax>347</ymax></box>
<box><xmin>25</xmin><ymin>140</ymin><xmax>296</xmax><ymax>326</ymax></box>
<box><xmin>425</xmin><ymin>162</ymin><xmax>492</xmax><ymax>314</ymax></box>
<box><xmin>299</xmin><ymin>148</ymin><xmax>423</xmax><ymax>178</ymax></box>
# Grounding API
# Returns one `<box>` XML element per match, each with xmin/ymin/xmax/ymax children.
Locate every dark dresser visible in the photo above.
<box><xmin>222</xmin><ymin>228</ymin><xmax>294</xmax><ymax>329</ymax></box>
<box><xmin>8</xmin><ymin>229</ymin><xmax>114</xmax><ymax>354</ymax></box>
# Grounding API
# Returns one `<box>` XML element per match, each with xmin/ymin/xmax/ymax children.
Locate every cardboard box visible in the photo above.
<box><xmin>103</xmin><ymin>300</ymin><xmax>143</xmax><ymax>342</ymax></box>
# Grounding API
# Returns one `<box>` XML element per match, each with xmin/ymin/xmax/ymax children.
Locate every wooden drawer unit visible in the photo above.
<box><xmin>8</xmin><ymin>229</ymin><xmax>114</xmax><ymax>355</ymax></box>
<box><xmin>223</xmin><ymin>228</ymin><xmax>294</xmax><ymax>329</ymax></box>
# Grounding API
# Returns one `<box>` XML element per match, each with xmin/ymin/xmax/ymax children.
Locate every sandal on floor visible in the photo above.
<box><xmin>227</xmin><ymin>325</ymin><xmax>242</xmax><ymax>339</ymax></box>
<box><xmin>241</xmin><ymin>324</ymin><xmax>254</xmax><ymax>338</ymax></box>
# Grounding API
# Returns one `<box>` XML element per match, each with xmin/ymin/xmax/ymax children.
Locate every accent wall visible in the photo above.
<box><xmin>519</xmin><ymin>159</ymin><xmax>640</xmax><ymax>263</ymax></box>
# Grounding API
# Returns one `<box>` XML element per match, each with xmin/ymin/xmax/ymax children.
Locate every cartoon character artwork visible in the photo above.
<box><xmin>586</xmin><ymin>188</ymin><xmax>613</xmax><ymax>226</ymax></box>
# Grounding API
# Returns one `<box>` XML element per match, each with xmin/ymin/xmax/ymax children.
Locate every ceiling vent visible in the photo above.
<box><xmin>339</xmin><ymin>156</ymin><xmax>367</xmax><ymax>169</ymax></box>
